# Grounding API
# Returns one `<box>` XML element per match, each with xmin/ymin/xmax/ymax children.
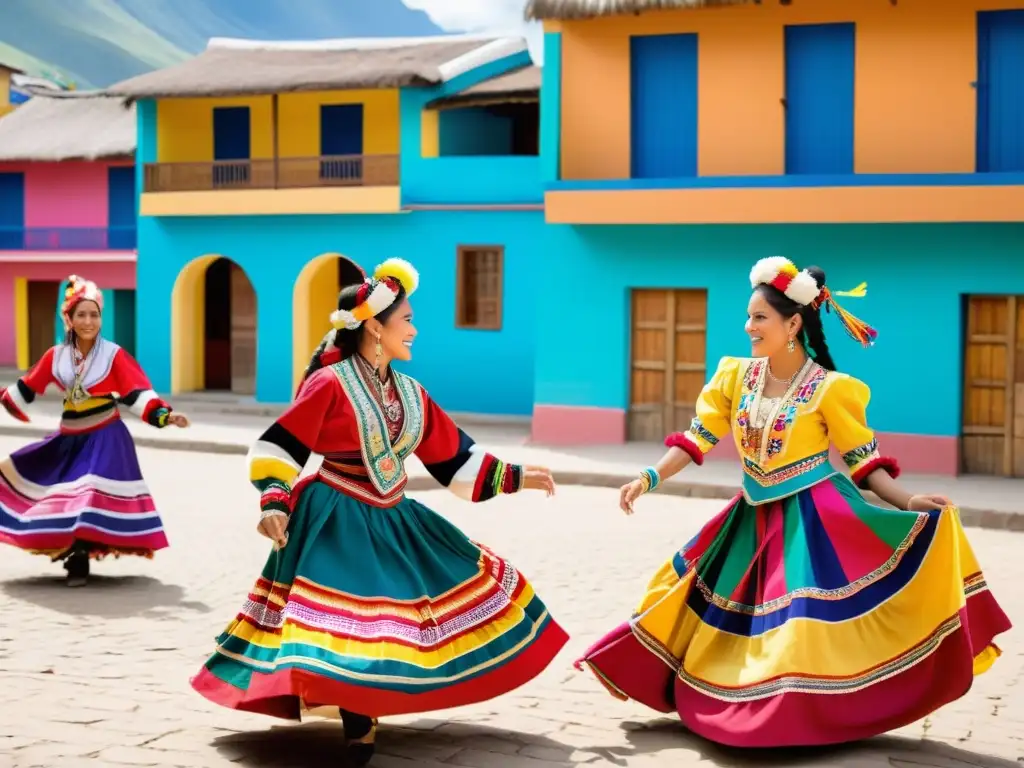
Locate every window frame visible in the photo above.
<box><xmin>455</xmin><ymin>244</ymin><xmax>505</xmax><ymax>331</ymax></box>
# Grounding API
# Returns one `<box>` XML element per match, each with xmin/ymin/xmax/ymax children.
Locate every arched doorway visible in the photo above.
<box><xmin>292</xmin><ymin>253</ymin><xmax>365</xmax><ymax>389</ymax></box>
<box><xmin>171</xmin><ymin>255</ymin><xmax>258</xmax><ymax>395</ymax></box>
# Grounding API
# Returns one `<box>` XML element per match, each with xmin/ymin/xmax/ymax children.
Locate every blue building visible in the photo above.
<box><xmin>527</xmin><ymin>0</ymin><xmax>1024</xmax><ymax>478</ymax></box>
<box><xmin>107</xmin><ymin>35</ymin><xmax>541</xmax><ymax>416</ymax></box>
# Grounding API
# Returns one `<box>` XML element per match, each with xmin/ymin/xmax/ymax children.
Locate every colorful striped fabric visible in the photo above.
<box><xmin>192</xmin><ymin>483</ymin><xmax>568</xmax><ymax>718</ymax></box>
<box><xmin>0</xmin><ymin>421</ymin><xmax>168</xmax><ymax>558</ymax></box>
<box><xmin>576</xmin><ymin>474</ymin><xmax>1011</xmax><ymax>747</ymax></box>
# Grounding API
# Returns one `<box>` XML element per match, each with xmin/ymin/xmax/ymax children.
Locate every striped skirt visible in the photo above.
<box><xmin>191</xmin><ymin>480</ymin><xmax>568</xmax><ymax>719</ymax></box>
<box><xmin>0</xmin><ymin>419</ymin><xmax>168</xmax><ymax>559</ymax></box>
<box><xmin>576</xmin><ymin>474</ymin><xmax>1012</xmax><ymax>747</ymax></box>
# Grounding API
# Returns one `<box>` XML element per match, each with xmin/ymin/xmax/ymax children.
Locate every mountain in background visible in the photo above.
<box><xmin>0</xmin><ymin>0</ymin><xmax>444</xmax><ymax>89</ymax></box>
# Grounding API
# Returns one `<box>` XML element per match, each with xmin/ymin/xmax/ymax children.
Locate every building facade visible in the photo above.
<box><xmin>109</xmin><ymin>36</ymin><xmax>542</xmax><ymax>416</ymax></box>
<box><xmin>0</xmin><ymin>91</ymin><xmax>138</xmax><ymax>368</ymax></box>
<box><xmin>526</xmin><ymin>0</ymin><xmax>1024</xmax><ymax>477</ymax></box>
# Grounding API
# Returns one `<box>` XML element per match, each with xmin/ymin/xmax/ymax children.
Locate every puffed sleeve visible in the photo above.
<box><xmin>664</xmin><ymin>356</ymin><xmax>741</xmax><ymax>466</ymax></box>
<box><xmin>820</xmin><ymin>374</ymin><xmax>900</xmax><ymax>488</ymax></box>
<box><xmin>0</xmin><ymin>346</ymin><xmax>57</xmax><ymax>422</ymax></box>
<box><xmin>113</xmin><ymin>348</ymin><xmax>174</xmax><ymax>428</ymax></box>
<box><xmin>247</xmin><ymin>367</ymin><xmax>336</xmax><ymax>515</ymax></box>
<box><xmin>415</xmin><ymin>387</ymin><xmax>525</xmax><ymax>502</ymax></box>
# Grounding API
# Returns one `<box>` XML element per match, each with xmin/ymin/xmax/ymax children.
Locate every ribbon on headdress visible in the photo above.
<box><xmin>812</xmin><ymin>284</ymin><xmax>877</xmax><ymax>347</ymax></box>
<box><xmin>61</xmin><ymin>274</ymin><xmax>104</xmax><ymax>331</ymax></box>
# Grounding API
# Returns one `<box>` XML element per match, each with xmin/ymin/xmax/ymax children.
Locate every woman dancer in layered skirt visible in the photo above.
<box><xmin>0</xmin><ymin>275</ymin><xmax>189</xmax><ymax>586</ymax></box>
<box><xmin>577</xmin><ymin>257</ymin><xmax>1012</xmax><ymax>748</ymax></box>
<box><xmin>191</xmin><ymin>258</ymin><xmax>567</xmax><ymax>765</ymax></box>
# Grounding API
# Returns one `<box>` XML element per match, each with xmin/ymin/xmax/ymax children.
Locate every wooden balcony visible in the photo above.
<box><xmin>143</xmin><ymin>155</ymin><xmax>400</xmax><ymax>194</ymax></box>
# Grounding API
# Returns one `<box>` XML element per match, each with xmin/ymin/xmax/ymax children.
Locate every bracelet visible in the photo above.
<box><xmin>638</xmin><ymin>466</ymin><xmax>660</xmax><ymax>494</ymax></box>
<box><xmin>260</xmin><ymin>508</ymin><xmax>288</xmax><ymax>522</ymax></box>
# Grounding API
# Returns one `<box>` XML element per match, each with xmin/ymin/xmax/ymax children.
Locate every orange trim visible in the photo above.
<box><xmin>544</xmin><ymin>185</ymin><xmax>1024</xmax><ymax>225</ymax></box>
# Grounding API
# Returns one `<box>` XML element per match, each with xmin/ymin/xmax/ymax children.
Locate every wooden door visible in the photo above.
<box><xmin>961</xmin><ymin>295</ymin><xmax>1024</xmax><ymax>475</ymax></box>
<box><xmin>628</xmin><ymin>289</ymin><xmax>707</xmax><ymax>441</ymax></box>
<box><xmin>229</xmin><ymin>263</ymin><xmax>257</xmax><ymax>396</ymax></box>
<box><xmin>27</xmin><ymin>280</ymin><xmax>59</xmax><ymax>363</ymax></box>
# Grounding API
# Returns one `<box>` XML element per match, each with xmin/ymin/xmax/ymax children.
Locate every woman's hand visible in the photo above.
<box><xmin>620</xmin><ymin>479</ymin><xmax>646</xmax><ymax>515</ymax></box>
<box><xmin>522</xmin><ymin>465</ymin><xmax>556</xmax><ymax>496</ymax></box>
<box><xmin>907</xmin><ymin>494</ymin><xmax>952</xmax><ymax>512</ymax></box>
<box><xmin>167</xmin><ymin>412</ymin><xmax>190</xmax><ymax>428</ymax></box>
<box><xmin>257</xmin><ymin>511</ymin><xmax>289</xmax><ymax>550</ymax></box>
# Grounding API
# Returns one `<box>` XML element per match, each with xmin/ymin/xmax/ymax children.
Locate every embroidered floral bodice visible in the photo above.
<box><xmin>672</xmin><ymin>356</ymin><xmax>898</xmax><ymax>504</ymax></box>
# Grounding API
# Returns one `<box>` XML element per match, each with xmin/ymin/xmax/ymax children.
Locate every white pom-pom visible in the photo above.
<box><xmin>330</xmin><ymin>308</ymin><xmax>361</xmax><ymax>330</ymax></box>
<box><xmin>749</xmin><ymin>256</ymin><xmax>794</xmax><ymax>288</ymax></box>
<box><xmin>365</xmin><ymin>281</ymin><xmax>398</xmax><ymax>316</ymax></box>
<box><xmin>785</xmin><ymin>271</ymin><xmax>821</xmax><ymax>305</ymax></box>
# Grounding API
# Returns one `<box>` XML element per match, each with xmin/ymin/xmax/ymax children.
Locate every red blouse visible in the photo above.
<box><xmin>248</xmin><ymin>357</ymin><xmax>525</xmax><ymax>514</ymax></box>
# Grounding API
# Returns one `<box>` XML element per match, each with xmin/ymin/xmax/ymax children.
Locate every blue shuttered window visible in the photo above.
<box><xmin>784</xmin><ymin>23</ymin><xmax>856</xmax><ymax>175</ymax></box>
<box><xmin>630</xmin><ymin>33</ymin><xmax>699</xmax><ymax>179</ymax></box>
<box><xmin>977</xmin><ymin>10</ymin><xmax>1024</xmax><ymax>173</ymax></box>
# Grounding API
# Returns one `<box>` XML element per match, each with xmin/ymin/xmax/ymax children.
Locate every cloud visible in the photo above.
<box><xmin>401</xmin><ymin>0</ymin><xmax>544</xmax><ymax>63</ymax></box>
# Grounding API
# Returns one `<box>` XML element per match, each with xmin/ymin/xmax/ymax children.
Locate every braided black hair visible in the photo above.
<box><xmin>755</xmin><ymin>265</ymin><xmax>838</xmax><ymax>371</ymax></box>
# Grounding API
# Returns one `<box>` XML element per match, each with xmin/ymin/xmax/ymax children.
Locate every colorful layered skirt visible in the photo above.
<box><xmin>0</xmin><ymin>419</ymin><xmax>168</xmax><ymax>559</ymax></box>
<box><xmin>576</xmin><ymin>473</ymin><xmax>1012</xmax><ymax>747</ymax></box>
<box><xmin>191</xmin><ymin>481</ymin><xmax>569</xmax><ymax>719</ymax></box>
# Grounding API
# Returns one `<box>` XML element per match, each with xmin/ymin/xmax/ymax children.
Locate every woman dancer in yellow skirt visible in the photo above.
<box><xmin>576</xmin><ymin>256</ymin><xmax>1011</xmax><ymax>747</ymax></box>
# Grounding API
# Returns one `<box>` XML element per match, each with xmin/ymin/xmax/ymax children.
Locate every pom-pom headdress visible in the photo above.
<box><xmin>750</xmin><ymin>256</ymin><xmax>878</xmax><ymax>347</ymax></box>
<box><xmin>329</xmin><ymin>258</ymin><xmax>419</xmax><ymax>331</ymax></box>
<box><xmin>61</xmin><ymin>274</ymin><xmax>104</xmax><ymax>331</ymax></box>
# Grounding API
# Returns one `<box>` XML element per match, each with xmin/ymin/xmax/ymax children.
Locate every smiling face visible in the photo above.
<box><xmin>375</xmin><ymin>296</ymin><xmax>416</xmax><ymax>363</ymax></box>
<box><xmin>69</xmin><ymin>300</ymin><xmax>102</xmax><ymax>343</ymax></box>
<box><xmin>745</xmin><ymin>288</ymin><xmax>801</xmax><ymax>358</ymax></box>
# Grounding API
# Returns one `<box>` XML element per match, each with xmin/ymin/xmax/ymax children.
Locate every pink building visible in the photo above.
<box><xmin>0</xmin><ymin>90</ymin><xmax>136</xmax><ymax>369</ymax></box>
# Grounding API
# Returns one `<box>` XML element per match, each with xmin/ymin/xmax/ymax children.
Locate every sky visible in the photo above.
<box><xmin>401</xmin><ymin>0</ymin><xmax>544</xmax><ymax>63</ymax></box>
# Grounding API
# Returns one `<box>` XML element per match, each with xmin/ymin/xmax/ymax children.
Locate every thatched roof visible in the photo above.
<box><xmin>429</xmin><ymin>65</ymin><xmax>540</xmax><ymax>108</ymax></box>
<box><xmin>524</xmin><ymin>0</ymin><xmax>749</xmax><ymax>21</ymax></box>
<box><xmin>106</xmin><ymin>34</ymin><xmax>530</xmax><ymax>100</ymax></box>
<box><xmin>0</xmin><ymin>90</ymin><xmax>135</xmax><ymax>161</ymax></box>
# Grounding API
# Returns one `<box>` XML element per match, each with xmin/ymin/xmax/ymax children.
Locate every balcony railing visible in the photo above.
<box><xmin>143</xmin><ymin>155</ymin><xmax>401</xmax><ymax>193</ymax></box>
<box><xmin>0</xmin><ymin>226</ymin><xmax>137</xmax><ymax>251</ymax></box>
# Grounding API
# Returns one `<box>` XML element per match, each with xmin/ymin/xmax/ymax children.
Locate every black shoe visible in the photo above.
<box><xmin>341</xmin><ymin>711</ymin><xmax>377</xmax><ymax>766</ymax></box>
<box><xmin>63</xmin><ymin>550</ymin><xmax>89</xmax><ymax>588</ymax></box>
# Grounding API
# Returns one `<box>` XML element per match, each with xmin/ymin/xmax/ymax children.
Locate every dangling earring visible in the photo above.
<box><xmin>374</xmin><ymin>333</ymin><xmax>382</xmax><ymax>369</ymax></box>
<box><xmin>787</xmin><ymin>337</ymin><xmax>796</xmax><ymax>353</ymax></box>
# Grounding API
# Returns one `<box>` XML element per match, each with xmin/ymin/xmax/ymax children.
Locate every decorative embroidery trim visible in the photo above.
<box><xmin>843</xmin><ymin>438</ymin><xmax>880</xmax><ymax>469</ymax></box>
<box><xmin>742</xmin><ymin>451</ymin><xmax>830</xmax><ymax>488</ymax></box>
<box><xmin>260</xmin><ymin>484</ymin><xmax>291</xmax><ymax>515</ymax></box>
<box><xmin>687</xmin><ymin>417</ymin><xmax>719</xmax><ymax>447</ymax></box>
<box><xmin>330</xmin><ymin>358</ymin><xmax>424</xmax><ymax>497</ymax></box>
<box><xmin>676</xmin><ymin>612</ymin><xmax>962</xmax><ymax>702</ymax></box>
<box><xmin>690</xmin><ymin>511</ymin><xmax>928</xmax><ymax>616</ymax></box>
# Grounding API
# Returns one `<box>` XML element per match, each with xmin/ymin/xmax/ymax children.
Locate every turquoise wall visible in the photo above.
<box><xmin>399</xmin><ymin>51</ymin><xmax>542</xmax><ymax>205</ymax></box>
<box><xmin>136</xmin><ymin>210</ymin><xmax>541</xmax><ymax>414</ymax></box>
<box><xmin>439</xmin><ymin>107</ymin><xmax>513</xmax><ymax>156</ymax></box>
<box><xmin>537</xmin><ymin>222</ymin><xmax>1024</xmax><ymax>437</ymax></box>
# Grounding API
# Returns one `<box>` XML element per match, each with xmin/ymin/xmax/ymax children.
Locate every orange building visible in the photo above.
<box><xmin>527</xmin><ymin>0</ymin><xmax>1024</xmax><ymax>478</ymax></box>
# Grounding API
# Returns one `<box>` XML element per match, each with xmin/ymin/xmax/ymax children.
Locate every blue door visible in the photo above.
<box><xmin>630</xmin><ymin>33</ymin><xmax>699</xmax><ymax>179</ymax></box>
<box><xmin>107</xmin><ymin>166</ymin><xmax>136</xmax><ymax>249</ymax></box>
<box><xmin>0</xmin><ymin>172</ymin><xmax>24</xmax><ymax>250</ymax></box>
<box><xmin>784</xmin><ymin>23</ymin><xmax>856</xmax><ymax>175</ymax></box>
<box><xmin>320</xmin><ymin>103</ymin><xmax>364</xmax><ymax>182</ymax></box>
<box><xmin>977</xmin><ymin>10</ymin><xmax>1024</xmax><ymax>172</ymax></box>
<box><xmin>213</xmin><ymin>106</ymin><xmax>251</xmax><ymax>186</ymax></box>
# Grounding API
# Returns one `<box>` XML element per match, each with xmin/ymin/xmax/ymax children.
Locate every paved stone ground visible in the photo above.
<box><xmin>0</xmin><ymin>437</ymin><xmax>1021</xmax><ymax>767</ymax></box>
